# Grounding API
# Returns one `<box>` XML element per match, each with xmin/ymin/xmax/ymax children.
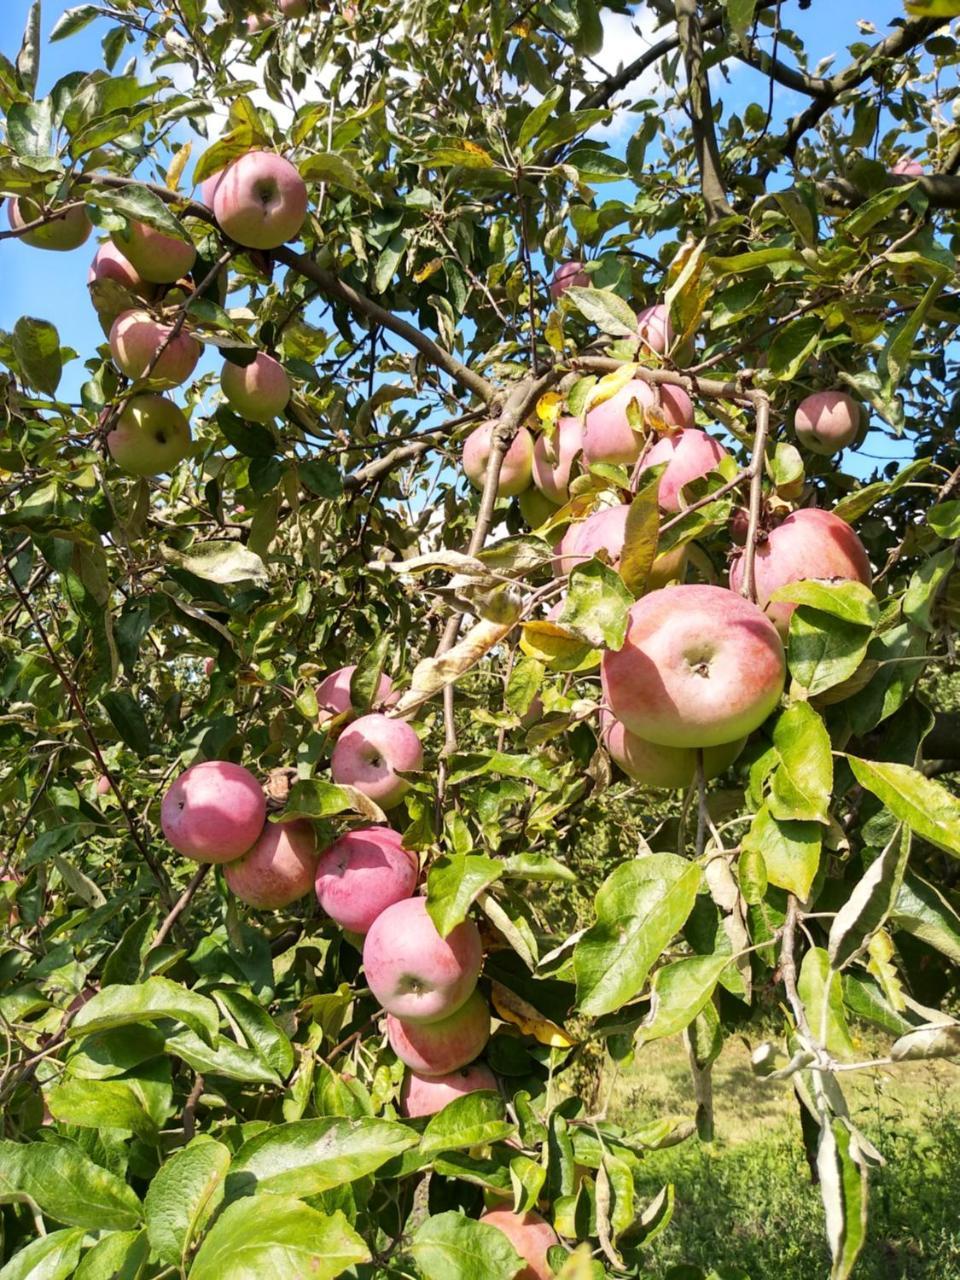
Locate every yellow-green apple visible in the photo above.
<box><xmin>729</xmin><ymin>508</ymin><xmax>872</xmax><ymax>636</ymax></box>
<box><xmin>109</xmin><ymin>310</ymin><xmax>201</xmax><ymax>388</ymax></box>
<box><xmin>220</xmin><ymin>352</ymin><xmax>291</xmax><ymax>421</ymax></box>
<box><xmin>582</xmin><ymin>379</ymin><xmax>692</xmax><ymax>466</ymax></box>
<box><xmin>363</xmin><ymin>895</ymin><xmax>482</xmax><ymax>1021</ymax></box>
<box><xmin>636</xmin><ymin>303</ymin><xmax>672</xmax><ymax>355</ymax></box>
<box><xmin>106</xmin><ymin>395</ymin><xmax>192</xmax><ymax>476</ymax></box>
<box><xmin>602</xmin><ymin>712</ymin><xmax>745</xmax><ymax>789</ymax></box>
<box><xmin>549</xmin><ymin>260</ymin><xmax>589</xmax><ymax>300</ymax></box>
<box><xmin>8</xmin><ymin>197</ymin><xmax>91</xmax><ymax>251</ymax></box>
<box><xmin>316</xmin><ymin>665</ymin><xmax>395</xmax><ymax>717</ymax></box>
<box><xmin>112</xmin><ymin>221</ymin><xmax>197</xmax><ymax>284</ymax></box>
<box><xmin>554</xmin><ymin>504</ymin><xmax>686</xmax><ymax>587</ymax></box>
<box><xmin>794</xmin><ymin>391</ymin><xmax>862</xmax><ymax>456</ymax></box>
<box><xmin>601</xmin><ymin>584</ymin><xmax>785</xmax><ymax>747</ymax></box>
<box><xmin>517</xmin><ymin>487</ymin><xmax>559</xmax><ymax>528</ymax></box>
<box><xmin>330</xmin><ymin>712</ymin><xmax>422</xmax><ymax>807</ymax></box>
<box><xmin>314</xmin><ymin>825</ymin><xmax>418</xmax><ymax>933</ymax></box>
<box><xmin>400</xmin><ymin>1062</ymin><xmax>498</xmax><ymax>1117</ymax></box>
<box><xmin>479</xmin><ymin>1207</ymin><xmax>559</xmax><ymax>1280</ymax></box>
<box><xmin>891</xmin><ymin>156</ymin><xmax>923</xmax><ymax>176</ymax></box>
<box><xmin>462</xmin><ymin>421</ymin><xmax>534</xmax><ymax>497</ymax></box>
<box><xmin>224</xmin><ymin>818</ymin><xmax>316</xmax><ymax>908</ymax></box>
<box><xmin>212</xmin><ymin>151</ymin><xmax>308</xmax><ymax>250</ymax></box>
<box><xmin>532</xmin><ymin>416</ymin><xmax>583</xmax><ymax>504</ymax></box>
<box><xmin>639</xmin><ymin>427</ymin><xmax>730</xmax><ymax>511</ymax></box>
<box><xmin>161</xmin><ymin>760</ymin><xmax>266</xmax><ymax>862</ymax></box>
<box><xmin>387</xmin><ymin>989</ymin><xmax>490</xmax><ymax>1073</ymax></box>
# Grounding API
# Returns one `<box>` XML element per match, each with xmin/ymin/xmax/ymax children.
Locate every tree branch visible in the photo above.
<box><xmin>675</xmin><ymin>0</ymin><xmax>735</xmax><ymax>221</ymax></box>
<box><xmin>153</xmin><ymin>863</ymin><xmax>211</xmax><ymax>949</ymax></box>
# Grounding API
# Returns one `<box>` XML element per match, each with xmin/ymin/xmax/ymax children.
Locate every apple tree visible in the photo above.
<box><xmin>1</xmin><ymin>0</ymin><xmax>959</xmax><ymax>1276</ymax></box>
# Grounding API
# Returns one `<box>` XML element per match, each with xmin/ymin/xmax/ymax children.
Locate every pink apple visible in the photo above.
<box><xmin>639</xmin><ymin>427</ymin><xmax>730</xmax><ymax>512</ymax></box>
<box><xmin>246</xmin><ymin>10</ymin><xmax>272</xmax><ymax>31</ymax></box>
<box><xmin>794</xmin><ymin>391</ymin><xmax>862</xmax><ymax>456</ymax></box>
<box><xmin>8</xmin><ymin>197</ymin><xmax>91</xmax><ymax>251</ymax></box>
<box><xmin>106</xmin><ymin>395</ymin><xmax>192</xmax><ymax>476</ymax></box>
<box><xmin>479</xmin><ymin>1208</ymin><xmax>559</xmax><ymax>1280</ymax></box>
<box><xmin>553</xmin><ymin>504</ymin><xmax>685</xmax><ymax>588</ymax></box>
<box><xmin>224</xmin><ymin>818</ymin><xmax>316</xmax><ymax>908</ymax></box>
<box><xmin>199</xmin><ymin>171</ymin><xmax>225</xmax><ymax>208</ymax></box>
<box><xmin>581</xmin><ymin>379</ymin><xmax>693</xmax><ymax>466</ymax></box>
<box><xmin>729</xmin><ymin>507</ymin><xmax>873</xmax><ymax>635</ymax></box>
<box><xmin>462</xmin><ymin>421</ymin><xmax>534</xmax><ymax>498</ymax></box>
<box><xmin>315</xmin><ymin>826</ymin><xmax>418</xmax><ymax>933</ymax></box>
<box><xmin>220</xmin><ymin>352</ymin><xmax>291</xmax><ymax>421</ymax></box>
<box><xmin>316</xmin><ymin>665</ymin><xmax>395</xmax><ymax>716</ymax></box>
<box><xmin>213</xmin><ymin>151</ymin><xmax>308</xmax><ymax>250</ymax></box>
<box><xmin>386</xmin><ymin>989</ymin><xmax>490</xmax><ymax>1073</ymax></box>
<box><xmin>400</xmin><ymin>1062</ymin><xmax>498</xmax><ymax>1117</ymax></box>
<box><xmin>532</xmin><ymin>416</ymin><xmax>583</xmax><ymax>505</ymax></box>
<box><xmin>891</xmin><ymin>157</ymin><xmax>923</xmax><ymax>176</ymax></box>
<box><xmin>95</xmin><ymin>774</ymin><xmax>112</xmax><ymax>796</ymax></box>
<box><xmin>111</xmin><ymin>221</ymin><xmax>197</xmax><ymax>284</ymax></box>
<box><xmin>549</xmin><ymin>260</ymin><xmax>589</xmax><ymax>300</ymax></box>
<box><xmin>109</xmin><ymin>310</ymin><xmax>201</xmax><ymax>389</ymax></box>
<box><xmin>363</xmin><ymin>894</ymin><xmax>482</xmax><ymax>1022</ymax></box>
<box><xmin>161</xmin><ymin>761</ymin><xmax>266</xmax><ymax>863</ymax></box>
<box><xmin>636</xmin><ymin>303</ymin><xmax>673</xmax><ymax>355</ymax></box>
<box><xmin>89</xmin><ymin>242</ymin><xmax>144</xmax><ymax>292</ymax></box>
<box><xmin>603</xmin><ymin>713</ymin><xmax>745</xmax><ymax>789</ymax></box>
<box><xmin>330</xmin><ymin>713</ymin><xmax>422</xmax><ymax>808</ymax></box>
<box><xmin>601</xmin><ymin>585</ymin><xmax>786</xmax><ymax>747</ymax></box>
<box><xmin>279</xmin><ymin>0</ymin><xmax>309</xmax><ymax>14</ymax></box>
<box><xmin>204</xmin><ymin>657</ymin><xmax>216</xmax><ymax>676</ymax></box>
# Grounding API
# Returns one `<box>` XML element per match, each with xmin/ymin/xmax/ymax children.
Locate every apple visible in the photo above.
<box><xmin>95</xmin><ymin>774</ymin><xmax>112</xmax><ymax>796</ymax></box>
<box><xmin>386</xmin><ymin>989</ymin><xmax>490</xmax><ymax>1073</ymax></box>
<box><xmin>279</xmin><ymin>0</ymin><xmax>309</xmax><ymax>14</ymax></box>
<box><xmin>549</xmin><ymin>260</ymin><xmax>589</xmax><ymax>300</ymax></box>
<box><xmin>400</xmin><ymin>1061</ymin><xmax>498</xmax><ymax>1118</ymax></box>
<box><xmin>518</xmin><ymin>487</ymin><xmax>559</xmax><ymax>529</ymax></box>
<box><xmin>553</xmin><ymin>504</ymin><xmax>686</xmax><ymax>587</ymax></box>
<box><xmin>204</xmin><ymin>657</ymin><xmax>216</xmax><ymax>677</ymax></box>
<box><xmin>532</xmin><ymin>416</ymin><xmax>583</xmax><ymax>505</ymax></box>
<box><xmin>109</xmin><ymin>310</ymin><xmax>201</xmax><ymax>389</ymax></box>
<box><xmin>639</xmin><ymin>427</ymin><xmax>730</xmax><ymax>512</ymax></box>
<box><xmin>221</xmin><ymin>352</ymin><xmax>291</xmax><ymax>421</ymax></box>
<box><xmin>315</xmin><ymin>825</ymin><xmax>418</xmax><ymax>933</ymax></box>
<box><xmin>793</xmin><ymin>391</ymin><xmax>862</xmax><ymax>456</ymax></box>
<box><xmin>729</xmin><ymin>507</ymin><xmax>873</xmax><ymax>636</ymax></box>
<box><xmin>8</xmin><ymin>197</ymin><xmax>91</xmax><ymax>251</ymax></box>
<box><xmin>462</xmin><ymin>421</ymin><xmax>534</xmax><ymax>498</ymax></box>
<box><xmin>636</xmin><ymin>303</ymin><xmax>673</xmax><ymax>355</ymax></box>
<box><xmin>479</xmin><ymin>1208</ymin><xmax>559</xmax><ymax>1280</ymax></box>
<box><xmin>246</xmin><ymin>10</ymin><xmax>272</xmax><ymax>31</ymax></box>
<box><xmin>891</xmin><ymin>157</ymin><xmax>923</xmax><ymax>176</ymax></box>
<box><xmin>106</xmin><ymin>394</ymin><xmax>192</xmax><ymax>476</ymax></box>
<box><xmin>363</xmin><ymin>894</ymin><xmax>483</xmax><ymax>1022</ymax></box>
<box><xmin>316</xmin><ymin>665</ymin><xmax>395</xmax><ymax>716</ymax></box>
<box><xmin>330</xmin><ymin>713</ymin><xmax>422</xmax><ymax>808</ymax></box>
<box><xmin>212</xmin><ymin>151</ymin><xmax>309</xmax><ymax>250</ymax></box>
<box><xmin>199</xmin><ymin>171</ymin><xmax>224</xmax><ymax>208</ymax></box>
<box><xmin>603</xmin><ymin>713</ymin><xmax>745</xmax><ymax>789</ymax></box>
<box><xmin>111</xmin><ymin>221</ymin><xmax>197</xmax><ymax>285</ymax></box>
<box><xmin>582</xmin><ymin>379</ymin><xmax>693</xmax><ymax>466</ymax></box>
<box><xmin>224</xmin><ymin>818</ymin><xmax>316</xmax><ymax>908</ymax></box>
<box><xmin>161</xmin><ymin>760</ymin><xmax>266</xmax><ymax>863</ymax></box>
<box><xmin>730</xmin><ymin>507</ymin><xmax>750</xmax><ymax>546</ymax></box>
<box><xmin>601</xmin><ymin>584</ymin><xmax>786</xmax><ymax>747</ymax></box>
<box><xmin>89</xmin><ymin>242</ymin><xmax>144</xmax><ymax>292</ymax></box>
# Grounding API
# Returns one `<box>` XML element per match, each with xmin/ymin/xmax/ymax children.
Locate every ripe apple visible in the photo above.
<box><xmin>161</xmin><ymin>760</ymin><xmax>266</xmax><ymax>863</ymax></box>
<box><xmin>603</xmin><ymin>713</ymin><xmax>745</xmax><ymax>789</ymax></box>
<box><xmin>601</xmin><ymin>584</ymin><xmax>786</xmax><ymax>747</ymax></box>
<box><xmin>204</xmin><ymin>657</ymin><xmax>216</xmax><ymax>677</ymax></box>
<box><xmin>246</xmin><ymin>10</ymin><xmax>272</xmax><ymax>31</ymax></box>
<box><xmin>212</xmin><ymin>151</ymin><xmax>309</xmax><ymax>250</ymax></box>
<box><xmin>199</xmin><ymin>171</ymin><xmax>224</xmax><ymax>207</ymax></box>
<box><xmin>363</xmin><ymin>894</ymin><xmax>483</xmax><ymax>1022</ymax></box>
<box><xmin>794</xmin><ymin>391</ymin><xmax>862</xmax><ymax>456</ymax></box>
<box><xmin>386</xmin><ymin>989</ymin><xmax>490</xmax><ymax>1073</ymax></box>
<box><xmin>549</xmin><ymin>260</ymin><xmax>589</xmax><ymax>300</ymax></box>
<box><xmin>89</xmin><ymin>242</ymin><xmax>144</xmax><ymax>292</ymax></box>
<box><xmin>279</xmin><ymin>0</ymin><xmax>309</xmax><ymax>14</ymax></box>
<box><xmin>636</xmin><ymin>303</ymin><xmax>673</xmax><ymax>355</ymax></box>
<box><xmin>532</xmin><ymin>416</ymin><xmax>583</xmax><ymax>505</ymax></box>
<box><xmin>640</xmin><ymin>427</ymin><xmax>730</xmax><ymax>512</ymax></box>
<box><xmin>224</xmin><ymin>818</ymin><xmax>316</xmax><ymax>908</ymax></box>
<box><xmin>462</xmin><ymin>421</ymin><xmax>534</xmax><ymax>498</ymax></box>
<box><xmin>553</xmin><ymin>503</ymin><xmax>686</xmax><ymax>588</ymax></box>
<box><xmin>729</xmin><ymin>507</ymin><xmax>873</xmax><ymax>636</ymax></box>
<box><xmin>106</xmin><ymin>395</ymin><xmax>192</xmax><ymax>476</ymax></box>
<box><xmin>891</xmin><ymin>157</ymin><xmax>923</xmax><ymax>176</ymax></box>
<box><xmin>8</xmin><ymin>196</ymin><xmax>91</xmax><ymax>251</ymax></box>
<box><xmin>479</xmin><ymin>1208</ymin><xmax>559</xmax><ymax>1280</ymax></box>
<box><xmin>517</xmin><ymin>487</ymin><xmax>559</xmax><ymax>529</ymax></box>
<box><xmin>221</xmin><ymin>352</ymin><xmax>291</xmax><ymax>421</ymax></box>
<box><xmin>111</xmin><ymin>221</ymin><xmax>197</xmax><ymax>284</ymax></box>
<box><xmin>400</xmin><ymin>1061</ymin><xmax>498</xmax><ymax>1117</ymax></box>
<box><xmin>316</xmin><ymin>665</ymin><xmax>395</xmax><ymax>716</ymax></box>
<box><xmin>330</xmin><ymin>713</ymin><xmax>422</xmax><ymax>808</ymax></box>
<box><xmin>95</xmin><ymin>774</ymin><xmax>112</xmax><ymax>796</ymax></box>
<box><xmin>582</xmin><ymin>379</ymin><xmax>693</xmax><ymax>466</ymax></box>
<box><xmin>314</xmin><ymin>825</ymin><xmax>418</xmax><ymax>933</ymax></box>
<box><xmin>109</xmin><ymin>310</ymin><xmax>201</xmax><ymax>388</ymax></box>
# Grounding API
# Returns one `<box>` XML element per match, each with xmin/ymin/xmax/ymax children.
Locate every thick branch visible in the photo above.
<box><xmin>675</xmin><ymin>0</ymin><xmax>734</xmax><ymax>221</ymax></box>
<box><xmin>818</xmin><ymin>172</ymin><xmax>960</xmax><ymax>211</ymax></box>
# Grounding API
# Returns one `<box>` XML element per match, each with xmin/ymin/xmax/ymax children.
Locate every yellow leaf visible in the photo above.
<box><xmin>166</xmin><ymin>142</ymin><xmax>192</xmax><ymax>193</ymax></box>
<box><xmin>491</xmin><ymin>980</ymin><xmax>576</xmax><ymax>1048</ymax></box>
<box><xmin>536</xmin><ymin>390</ymin><xmax>563</xmax><ymax>423</ymax></box>
<box><xmin>391</xmin><ymin>617</ymin><xmax>514</xmax><ymax>717</ymax></box>
<box><xmin>463</xmin><ymin>140</ymin><xmax>493</xmax><ymax>160</ymax></box>
<box><xmin>583</xmin><ymin>363</ymin><xmax>638</xmax><ymax>414</ymax></box>
<box><xmin>413</xmin><ymin>257</ymin><xmax>444</xmax><ymax>283</ymax></box>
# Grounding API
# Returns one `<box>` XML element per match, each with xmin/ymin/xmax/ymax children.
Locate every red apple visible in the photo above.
<box><xmin>212</xmin><ymin>151</ymin><xmax>308</xmax><ymax>250</ymax></box>
<box><xmin>161</xmin><ymin>761</ymin><xmax>266</xmax><ymax>863</ymax></box>
<box><xmin>601</xmin><ymin>585</ymin><xmax>786</xmax><ymax>747</ymax></box>
<box><xmin>386</xmin><ymin>989</ymin><xmax>490</xmax><ymax>1073</ymax></box>
<box><xmin>532</xmin><ymin>416</ymin><xmax>583</xmax><ymax>505</ymax></box>
<box><xmin>639</xmin><ymin>427</ymin><xmax>730</xmax><ymax>512</ymax></box>
<box><xmin>224</xmin><ymin>818</ymin><xmax>316</xmax><ymax>908</ymax></box>
<box><xmin>315</xmin><ymin>826</ymin><xmax>418</xmax><ymax>933</ymax></box>
<box><xmin>549</xmin><ymin>260</ymin><xmax>589</xmax><ymax>300</ymax></box>
<box><xmin>89</xmin><ymin>242</ymin><xmax>144</xmax><ymax>292</ymax></box>
<box><xmin>636</xmin><ymin>303</ymin><xmax>673</xmax><ymax>355</ymax></box>
<box><xmin>479</xmin><ymin>1207</ymin><xmax>559</xmax><ymax>1280</ymax></box>
<box><xmin>582</xmin><ymin>379</ymin><xmax>693</xmax><ymax>466</ymax></box>
<box><xmin>8</xmin><ymin>196</ymin><xmax>91</xmax><ymax>251</ymax></box>
<box><xmin>794</xmin><ymin>391</ymin><xmax>862</xmax><ymax>456</ymax></box>
<box><xmin>221</xmin><ymin>352</ymin><xmax>291</xmax><ymax>421</ymax></box>
<box><xmin>316</xmin><ymin>665</ymin><xmax>395</xmax><ymax>716</ymax></box>
<box><xmin>109</xmin><ymin>310</ymin><xmax>200</xmax><ymax>389</ymax></box>
<box><xmin>330</xmin><ymin>713</ymin><xmax>422</xmax><ymax>808</ymax></box>
<box><xmin>553</xmin><ymin>504</ymin><xmax>686</xmax><ymax>588</ymax></box>
<box><xmin>111</xmin><ymin>221</ymin><xmax>197</xmax><ymax>285</ymax></box>
<box><xmin>729</xmin><ymin>507</ymin><xmax>873</xmax><ymax>636</ymax></box>
<box><xmin>363</xmin><ymin>895</ymin><xmax>482</xmax><ymax>1022</ymax></box>
<box><xmin>400</xmin><ymin>1061</ymin><xmax>498</xmax><ymax>1117</ymax></box>
<box><xmin>462</xmin><ymin>422</ymin><xmax>534</xmax><ymax>498</ymax></box>
<box><xmin>106</xmin><ymin>395</ymin><xmax>192</xmax><ymax>476</ymax></box>
<box><xmin>603</xmin><ymin>712</ymin><xmax>745</xmax><ymax>789</ymax></box>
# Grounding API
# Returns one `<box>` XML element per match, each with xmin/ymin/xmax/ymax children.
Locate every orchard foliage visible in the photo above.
<box><xmin>1</xmin><ymin>0</ymin><xmax>960</xmax><ymax>1277</ymax></box>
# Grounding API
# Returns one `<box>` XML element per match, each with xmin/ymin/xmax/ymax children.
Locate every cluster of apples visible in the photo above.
<box><xmin>247</xmin><ymin>0</ymin><xmax>311</xmax><ymax>31</ymax></box>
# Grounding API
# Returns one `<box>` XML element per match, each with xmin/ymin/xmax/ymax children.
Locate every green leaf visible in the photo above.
<box><xmin>410</xmin><ymin>1211</ymin><xmax>525</xmax><ymax>1280</ymax></box>
<box><xmin>215</xmin><ymin>989</ymin><xmax>294</xmax><ymax>1078</ymax></box>
<box><xmin>16</xmin><ymin>0</ymin><xmax>40</xmax><ymax>97</ymax></box>
<box><xmin>562</xmin><ymin>286</ymin><xmax>638</xmax><ymax>336</ymax></box>
<box><xmin>770</xmin><ymin>702</ymin><xmax>833</xmax><ymax>825</ymax></box>
<box><xmin>575</xmin><ymin>856</ymin><xmax>701</xmax><ymax>1017</ymax></box>
<box><xmin>709</xmin><ymin>247</ymin><xmax>803</xmax><ymax>274</ymax></box>
<box><xmin>927</xmin><ymin>500</ymin><xmax>960</xmax><ymax>540</ymax></box>
<box><xmin>426</xmin><ymin>854</ymin><xmax>502</xmax><ymax>937</ymax></box>
<box><xmin>73</xmin><ymin>1230</ymin><xmax>149</xmax><ymax>1280</ymax></box>
<box><xmin>817</xmin><ymin>1119</ymin><xmax>868</xmax><ymax>1280</ymax></box>
<box><xmin>68</xmin><ymin>977</ymin><xmax>220</xmax><ymax>1046</ymax></box>
<box><xmin>0</xmin><ymin>1229</ymin><xmax>85</xmax><ymax>1280</ymax></box>
<box><xmin>559</xmin><ymin>559</ymin><xmax>633</xmax><ymax>649</ymax></box>
<box><xmin>636</xmin><ymin>954</ymin><xmax>729</xmax><ymax>1047</ymax></box>
<box><xmin>164</xmin><ymin>1030</ymin><xmax>283</xmax><ymax>1086</ymax></box>
<box><xmin>905</xmin><ymin>0</ymin><xmax>960</xmax><ymax>13</ymax></box>
<box><xmin>878</xmin><ymin>271</ymin><xmax>949</xmax><ymax>393</ymax></box>
<box><xmin>903</xmin><ymin>545</ymin><xmax>955</xmax><ymax>632</ymax></box>
<box><xmin>519</xmin><ymin>86</ymin><xmax>565</xmax><ymax>152</ymax></box>
<box><xmin>45</xmin><ymin>1077</ymin><xmax>157</xmax><ymax>1140</ymax></box>
<box><xmin>282</xmin><ymin>778</ymin><xmax>386</xmax><ymax>824</ymax></box>
<box><xmin>891</xmin><ymin>1023</ymin><xmax>960</xmax><ymax>1061</ymax></box>
<box><xmin>50</xmin><ymin>5</ymin><xmax>100</xmax><ymax>40</ymax></box>
<box><xmin>87</xmin><ymin>183</ymin><xmax>193</xmax><ymax>244</ymax></box>
<box><xmin>349</xmin><ymin>633</ymin><xmax>392</xmax><ymax>712</ymax></box>
<box><xmin>100</xmin><ymin>690</ymin><xmax>152</xmax><ymax>757</ymax></box>
<box><xmin>501</xmin><ymin>853</ymin><xmax>576</xmax><ymax>883</ymax></box>
<box><xmin>840</xmin><ymin>183</ymin><xmax>916</xmax><ymax>240</ymax></box>
<box><xmin>298</xmin><ymin>151</ymin><xmax>378</xmax><ymax>202</ymax></box>
<box><xmin>216</xmin><ymin>409</ymin><xmax>276</xmax><ymax>459</ymax></box>
<box><xmin>797</xmin><ymin>948</ymin><xmax>855</xmax><ymax>1058</ymax></box>
<box><xmin>769</xmin><ymin>580</ymin><xmax>879</xmax><ymax>628</ymax></box>
<box><xmin>766</xmin><ymin>315</ymin><xmax>821</xmax><ymax>381</ymax></box>
<box><xmin>828</xmin><ymin>826</ymin><xmax>911</xmax><ymax>970</ymax></box>
<box><xmin>420</xmin><ymin>1092</ymin><xmax>514</xmax><ymax>1155</ymax></box>
<box><xmin>13</xmin><ymin>316</ymin><xmax>61</xmax><ymax>396</ymax></box>
<box><xmin>846</xmin><ymin>756</ymin><xmax>960</xmax><ymax>858</ymax></box>
<box><xmin>725</xmin><ymin>0</ymin><xmax>758</xmax><ymax>39</ymax></box>
<box><xmin>786</xmin><ymin>609</ymin><xmax>873</xmax><ymax>698</ymax></box>
<box><xmin>742</xmin><ymin>803</ymin><xmax>821</xmax><ymax>900</ymax></box>
<box><xmin>618</xmin><ymin>473</ymin><xmax>662</xmax><ymax>596</ymax></box>
<box><xmin>504</xmin><ymin>656</ymin><xmax>543</xmax><ymax>717</ymax></box>
<box><xmin>145</xmin><ymin>1137</ymin><xmax>231</xmax><ymax>1269</ymax></box>
<box><xmin>161</xmin><ymin>541</ymin><xmax>268</xmax><ymax>587</ymax></box>
<box><xmin>188</xmin><ymin>1198</ymin><xmax>369</xmax><ymax>1280</ymax></box>
<box><xmin>891</xmin><ymin>873</ymin><xmax>960</xmax><ymax>962</ymax></box>
<box><xmin>0</xmin><ymin>1140</ymin><xmax>142</xmax><ymax>1230</ymax></box>
<box><xmin>446</xmin><ymin>751</ymin><xmax>557</xmax><ymax>790</ymax></box>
